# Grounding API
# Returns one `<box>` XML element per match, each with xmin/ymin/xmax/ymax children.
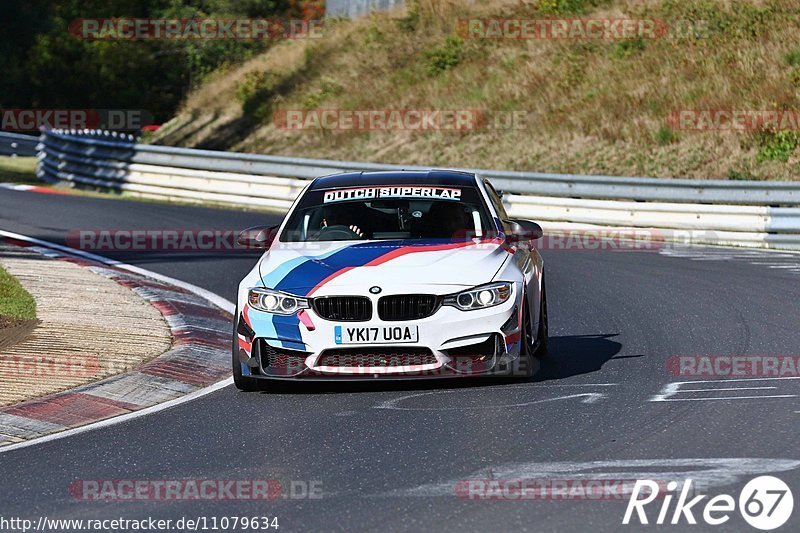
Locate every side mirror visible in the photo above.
<box><xmin>507</xmin><ymin>219</ymin><xmax>543</xmax><ymax>241</ymax></box>
<box><xmin>238</xmin><ymin>225</ymin><xmax>278</xmax><ymax>249</ymax></box>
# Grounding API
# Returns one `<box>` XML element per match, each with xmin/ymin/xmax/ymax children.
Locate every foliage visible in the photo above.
<box><xmin>536</xmin><ymin>0</ymin><xmax>611</xmax><ymax>15</ymax></box>
<box><xmin>727</xmin><ymin>169</ymin><xmax>755</xmax><ymax>181</ymax></box>
<box><xmin>654</xmin><ymin>126</ymin><xmax>677</xmax><ymax>146</ymax></box>
<box><xmin>395</xmin><ymin>1</ymin><xmax>421</xmax><ymax>33</ymax></box>
<box><xmin>424</xmin><ymin>35</ymin><xmax>462</xmax><ymax>75</ymax></box>
<box><xmin>756</xmin><ymin>130</ymin><xmax>800</xmax><ymax>163</ymax></box>
<box><xmin>0</xmin><ymin>0</ymin><xmax>315</xmax><ymax>122</ymax></box>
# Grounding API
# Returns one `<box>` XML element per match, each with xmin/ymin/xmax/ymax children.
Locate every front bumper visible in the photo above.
<box><xmin>236</xmin><ymin>289</ymin><xmax>527</xmax><ymax>380</ymax></box>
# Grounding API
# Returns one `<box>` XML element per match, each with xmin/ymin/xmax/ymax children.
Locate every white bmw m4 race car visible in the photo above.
<box><xmin>233</xmin><ymin>170</ymin><xmax>548</xmax><ymax>389</ymax></box>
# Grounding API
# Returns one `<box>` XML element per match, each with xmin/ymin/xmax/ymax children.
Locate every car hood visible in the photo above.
<box><xmin>257</xmin><ymin>239</ymin><xmax>509</xmax><ymax>294</ymax></box>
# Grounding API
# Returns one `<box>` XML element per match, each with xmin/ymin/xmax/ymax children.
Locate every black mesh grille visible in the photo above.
<box><xmin>258</xmin><ymin>340</ymin><xmax>308</xmax><ymax>376</ymax></box>
<box><xmin>313</xmin><ymin>296</ymin><xmax>372</xmax><ymax>321</ymax></box>
<box><xmin>317</xmin><ymin>348</ymin><xmax>436</xmax><ymax>367</ymax></box>
<box><xmin>378</xmin><ymin>294</ymin><xmax>440</xmax><ymax>321</ymax></box>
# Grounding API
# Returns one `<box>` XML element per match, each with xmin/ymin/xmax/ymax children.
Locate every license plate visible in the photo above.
<box><xmin>334</xmin><ymin>325</ymin><xmax>419</xmax><ymax>345</ymax></box>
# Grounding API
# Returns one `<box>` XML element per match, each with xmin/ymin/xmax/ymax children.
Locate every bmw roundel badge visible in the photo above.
<box><xmin>369</xmin><ymin>286</ymin><xmax>382</xmax><ymax>294</ymax></box>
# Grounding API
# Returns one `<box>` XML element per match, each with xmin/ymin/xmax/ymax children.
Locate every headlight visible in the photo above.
<box><xmin>248</xmin><ymin>288</ymin><xmax>310</xmax><ymax>315</ymax></box>
<box><xmin>444</xmin><ymin>282</ymin><xmax>512</xmax><ymax>311</ymax></box>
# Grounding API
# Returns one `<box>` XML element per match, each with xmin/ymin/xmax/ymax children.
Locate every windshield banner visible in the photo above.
<box><xmin>322</xmin><ymin>186</ymin><xmax>462</xmax><ymax>203</ymax></box>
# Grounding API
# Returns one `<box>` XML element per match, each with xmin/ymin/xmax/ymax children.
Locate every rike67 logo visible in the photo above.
<box><xmin>624</xmin><ymin>476</ymin><xmax>794</xmax><ymax>530</ymax></box>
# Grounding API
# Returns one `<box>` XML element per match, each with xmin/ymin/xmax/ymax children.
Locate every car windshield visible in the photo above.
<box><xmin>280</xmin><ymin>185</ymin><xmax>497</xmax><ymax>242</ymax></box>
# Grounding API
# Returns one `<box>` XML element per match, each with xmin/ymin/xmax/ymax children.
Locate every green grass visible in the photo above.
<box><xmin>0</xmin><ymin>266</ymin><xmax>36</xmax><ymax>321</ymax></box>
<box><xmin>0</xmin><ymin>157</ymin><xmax>39</xmax><ymax>185</ymax></box>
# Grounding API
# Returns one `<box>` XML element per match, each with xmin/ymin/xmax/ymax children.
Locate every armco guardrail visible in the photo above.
<box><xmin>0</xmin><ymin>132</ymin><xmax>39</xmax><ymax>157</ymax></box>
<box><xmin>35</xmin><ymin>129</ymin><xmax>800</xmax><ymax>249</ymax></box>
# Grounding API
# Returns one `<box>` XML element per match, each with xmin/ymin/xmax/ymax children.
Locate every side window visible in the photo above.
<box><xmin>484</xmin><ymin>180</ymin><xmax>512</xmax><ymax>230</ymax></box>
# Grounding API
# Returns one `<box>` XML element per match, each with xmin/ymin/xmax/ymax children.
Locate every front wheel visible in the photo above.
<box><xmin>232</xmin><ymin>307</ymin><xmax>261</xmax><ymax>392</ymax></box>
<box><xmin>533</xmin><ymin>273</ymin><xmax>549</xmax><ymax>359</ymax></box>
<box><xmin>517</xmin><ymin>294</ymin><xmax>537</xmax><ymax>378</ymax></box>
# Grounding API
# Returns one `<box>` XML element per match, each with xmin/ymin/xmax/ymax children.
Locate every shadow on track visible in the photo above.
<box><xmin>534</xmin><ymin>333</ymin><xmax>625</xmax><ymax>382</ymax></box>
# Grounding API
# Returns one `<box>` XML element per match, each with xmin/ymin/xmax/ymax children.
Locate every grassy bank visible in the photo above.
<box><xmin>0</xmin><ymin>266</ymin><xmax>36</xmax><ymax>324</ymax></box>
<box><xmin>0</xmin><ymin>157</ymin><xmax>39</xmax><ymax>185</ymax></box>
<box><xmin>152</xmin><ymin>0</ymin><xmax>800</xmax><ymax>181</ymax></box>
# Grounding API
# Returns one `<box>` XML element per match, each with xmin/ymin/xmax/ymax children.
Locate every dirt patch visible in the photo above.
<box><xmin>0</xmin><ymin>317</ymin><xmax>38</xmax><ymax>351</ymax></box>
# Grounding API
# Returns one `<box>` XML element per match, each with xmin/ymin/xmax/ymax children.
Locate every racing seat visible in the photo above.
<box><xmin>420</xmin><ymin>202</ymin><xmax>471</xmax><ymax>239</ymax></box>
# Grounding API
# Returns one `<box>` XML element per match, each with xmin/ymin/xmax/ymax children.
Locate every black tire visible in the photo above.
<box><xmin>533</xmin><ymin>273</ymin><xmax>549</xmax><ymax>359</ymax></box>
<box><xmin>517</xmin><ymin>295</ymin><xmax>537</xmax><ymax>379</ymax></box>
<box><xmin>232</xmin><ymin>307</ymin><xmax>261</xmax><ymax>392</ymax></box>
